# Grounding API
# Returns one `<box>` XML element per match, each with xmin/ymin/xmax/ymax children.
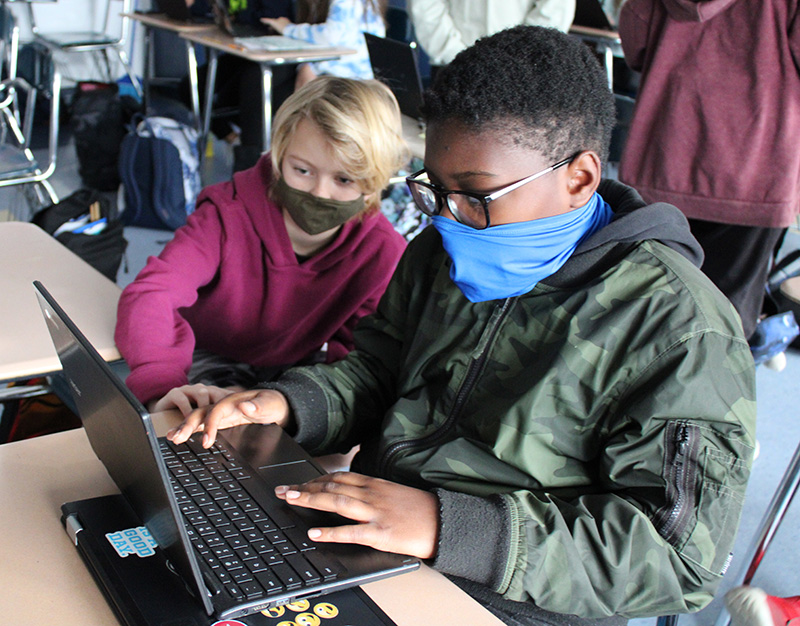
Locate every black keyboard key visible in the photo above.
<box><xmin>232</xmin><ymin>569</ymin><xmax>254</xmax><ymax>584</ymax></box>
<box><xmin>219</xmin><ymin>556</ymin><xmax>244</xmax><ymax>571</ymax></box>
<box><xmin>276</xmin><ymin>542</ymin><xmax>297</xmax><ymax>556</ymax></box>
<box><xmin>227</xmin><ymin>535</ymin><xmax>248</xmax><ymax>550</ymax></box>
<box><xmin>230</xmin><ymin>468</ymin><xmax>251</xmax><ymax>481</ymax></box>
<box><xmin>186</xmin><ymin>437</ymin><xmax>213</xmax><ymax>457</ymax></box>
<box><xmin>306</xmin><ymin>550</ymin><xmax>344</xmax><ymax>581</ymax></box>
<box><xmin>263</xmin><ymin>552</ymin><xmax>284</xmax><ymax>566</ymax></box>
<box><xmin>221</xmin><ymin>525</ymin><xmax>241</xmax><ymax>539</ymax></box>
<box><xmin>248</xmin><ymin>509</ymin><xmax>271</xmax><ymax>523</ymax></box>
<box><xmin>264</xmin><ymin>530</ymin><xmax>287</xmax><ymax>544</ymax></box>
<box><xmin>286</xmin><ymin>554</ymin><xmax>321</xmax><ymax>585</ymax></box>
<box><xmin>245</xmin><ymin>556</ymin><xmax>269</xmax><ymax>572</ymax></box>
<box><xmin>256</xmin><ymin>519</ymin><xmax>278</xmax><ymax>533</ymax></box>
<box><xmin>233</xmin><ymin>517</ymin><xmax>256</xmax><ymax>532</ymax></box>
<box><xmin>240</xmin><ymin>582</ymin><xmax>265</xmax><ymax>600</ymax></box>
<box><xmin>255</xmin><ymin>569</ymin><xmax>282</xmax><ymax>594</ymax></box>
<box><xmin>251</xmin><ymin>540</ymin><xmax>274</xmax><ymax>555</ymax></box>
<box><xmin>234</xmin><ymin>546</ymin><xmax>259</xmax><ymax>561</ymax></box>
<box><xmin>212</xmin><ymin>545</ymin><xmax>234</xmax><ymax>559</ymax></box>
<box><xmin>225</xmin><ymin>584</ymin><xmax>244</xmax><ymax>600</ymax></box>
<box><xmin>272</xmin><ymin>562</ymin><xmax>302</xmax><ymax>590</ymax></box>
<box><xmin>285</xmin><ymin>528</ymin><xmax>315</xmax><ymax>551</ymax></box>
<box><xmin>194</xmin><ymin>523</ymin><xmax>217</xmax><ymax>536</ymax></box>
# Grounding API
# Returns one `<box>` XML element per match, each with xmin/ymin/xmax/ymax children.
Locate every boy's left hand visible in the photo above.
<box><xmin>275</xmin><ymin>472</ymin><xmax>439</xmax><ymax>560</ymax></box>
<box><xmin>260</xmin><ymin>16</ymin><xmax>291</xmax><ymax>33</ymax></box>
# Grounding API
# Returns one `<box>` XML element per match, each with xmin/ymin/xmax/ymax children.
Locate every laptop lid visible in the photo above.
<box><xmin>211</xmin><ymin>0</ymin><xmax>272</xmax><ymax>37</ymax></box>
<box><xmin>35</xmin><ymin>280</ymin><xmax>216</xmax><ymax>616</ymax></box>
<box><xmin>364</xmin><ymin>33</ymin><xmax>424</xmax><ymax>121</ymax></box>
<box><xmin>34</xmin><ymin>280</ymin><xmax>418</xmax><ymax>621</ymax></box>
<box><xmin>573</xmin><ymin>0</ymin><xmax>617</xmax><ymax>30</ymax></box>
<box><xmin>155</xmin><ymin>0</ymin><xmax>193</xmax><ymax>21</ymax></box>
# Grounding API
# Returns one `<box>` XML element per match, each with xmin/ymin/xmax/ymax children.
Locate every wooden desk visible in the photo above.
<box><xmin>0</xmin><ymin>222</ymin><xmax>121</xmax><ymax>386</ymax></box>
<box><xmin>179</xmin><ymin>28</ymin><xmax>354</xmax><ymax>153</ymax></box>
<box><xmin>0</xmin><ymin>411</ymin><xmax>503</xmax><ymax>626</ymax></box>
<box><xmin>126</xmin><ymin>12</ymin><xmax>217</xmax><ymax>134</ymax></box>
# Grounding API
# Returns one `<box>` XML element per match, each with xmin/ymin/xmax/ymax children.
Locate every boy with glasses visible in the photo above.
<box><xmin>166</xmin><ymin>26</ymin><xmax>756</xmax><ymax>625</ymax></box>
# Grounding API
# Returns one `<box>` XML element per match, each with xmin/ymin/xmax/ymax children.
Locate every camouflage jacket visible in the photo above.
<box><xmin>267</xmin><ymin>181</ymin><xmax>756</xmax><ymax>620</ymax></box>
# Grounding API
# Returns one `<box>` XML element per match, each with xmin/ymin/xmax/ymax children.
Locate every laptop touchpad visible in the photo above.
<box><xmin>256</xmin><ymin>460</ymin><xmax>323</xmax><ymax>489</ymax></box>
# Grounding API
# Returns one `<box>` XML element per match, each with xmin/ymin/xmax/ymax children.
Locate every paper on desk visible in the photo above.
<box><xmin>233</xmin><ymin>35</ymin><xmax>330</xmax><ymax>51</ymax></box>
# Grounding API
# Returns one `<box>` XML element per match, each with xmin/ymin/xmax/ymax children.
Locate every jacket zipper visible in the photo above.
<box><xmin>653</xmin><ymin>421</ymin><xmax>700</xmax><ymax>546</ymax></box>
<box><xmin>378</xmin><ymin>298</ymin><xmax>515</xmax><ymax>477</ymax></box>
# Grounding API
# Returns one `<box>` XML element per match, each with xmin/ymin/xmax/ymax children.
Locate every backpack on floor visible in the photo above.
<box><xmin>70</xmin><ymin>81</ymin><xmax>142</xmax><ymax>191</ymax></box>
<box><xmin>119</xmin><ymin>115</ymin><xmax>202</xmax><ymax>230</ymax></box>
<box><xmin>31</xmin><ymin>188</ymin><xmax>128</xmax><ymax>281</ymax></box>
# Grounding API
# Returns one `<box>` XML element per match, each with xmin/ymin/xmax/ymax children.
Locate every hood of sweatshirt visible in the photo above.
<box><xmin>661</xmin><ymin>0</ymin><xmax>740</xmax><ymax>21</ymax></box>
<box><xmin>543</xmin><ymin>178</ymin><xmax>704</xmax><ymax>287</ymax></box>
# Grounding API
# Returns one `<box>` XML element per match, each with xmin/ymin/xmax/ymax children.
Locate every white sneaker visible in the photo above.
<box><xmin>763</xmin><ymin>351</ymin><xmax>788</xmax><ymax>372</ymax></box>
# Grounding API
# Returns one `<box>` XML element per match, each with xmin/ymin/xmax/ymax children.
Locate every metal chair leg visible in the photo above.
<box><xmin>713</xmin><ymin>439</ymin><xmax>800</xmax><ymax>626</ymax></box>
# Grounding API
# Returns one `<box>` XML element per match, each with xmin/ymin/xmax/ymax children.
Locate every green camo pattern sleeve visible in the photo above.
<box><xmin>294</xmin><ymin>229</ymin><xmax>756</xmax><ymax>618</ymax></box>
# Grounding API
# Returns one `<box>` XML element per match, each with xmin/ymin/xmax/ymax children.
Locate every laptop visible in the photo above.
<box><xmin>212</xmin><ymin>0</ymin><xmax>275</xmax><ymax>38</ymax></box>
<box><xmin>153</xmin><ymin>0</ymin><xmax>214</xmax><ymax>24</ymax></box>
<box><xmin>33</xmin><ymin>281</ymin><xmax>418</xmax><ymax>624</ymax></box>
<box><xmin>365</xmin><ymin>33</ymin><xmax>425</xmax><ymax>122</ymax></box>
<box><xmin>572</xmin><ymin>0</ymin><xmax>617</xmax><ymax>31</ymax></box>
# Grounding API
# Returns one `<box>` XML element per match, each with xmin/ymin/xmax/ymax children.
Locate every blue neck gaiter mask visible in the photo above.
<box><xmin>432</xmin><ymin>192</ymin><xmax>613</xmax><ymax>302</ymax></box>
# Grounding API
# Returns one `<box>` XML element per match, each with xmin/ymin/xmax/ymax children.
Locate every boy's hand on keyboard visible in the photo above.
<box><xmin>275</xmin><ymin>472</ymin><xmax>439</xmax><ymax>560</ymax></box>
<box><xmin>152</xmin><ymin>383</ymin><xmax>234</xmax><ymax>416</ymax></box>
<box><xmin>167</xmin><ymin>389</ymin><xmax>293</xmax><ymax>448</ymax></box>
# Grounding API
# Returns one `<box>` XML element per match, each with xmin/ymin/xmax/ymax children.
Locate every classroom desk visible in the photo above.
<box><xmin>179</xmin><ymin>28</ymin><xmax>354</xmax><ymax>154</ymax></box>
<box><xmin>569</xmin><ymin>25</ymin><xmax>623</xmax><ymax>90</ymax></box>
<box><xmin>126</xmin><ymin>12</ymin><xmax>217</xmax><ymax>133</ymax></box>
<box><xmin>0</xmin><ymin>410</ymin><xmax>504</xmax><ymax>626</ymax></box>
<box><xmin>0</xmin><ymin>222</ymin><xmax>121</xmax><ymax>396</ymax></box>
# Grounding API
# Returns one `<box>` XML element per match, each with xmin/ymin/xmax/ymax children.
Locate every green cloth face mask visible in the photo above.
<box><xmin>274</xmin><ymin>176</ymin><xmax>366</xmax><ymax>235</ymax></box>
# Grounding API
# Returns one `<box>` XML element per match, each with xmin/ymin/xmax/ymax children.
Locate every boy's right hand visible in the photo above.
<box><xmin>166</xmin><ymin>389</ymin><xmax>292</xmax><ymax>448</ymax></box>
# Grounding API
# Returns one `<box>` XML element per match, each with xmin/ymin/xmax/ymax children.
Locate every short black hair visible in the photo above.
<box><xmin>422</xmin><ymin>26</ymin><xmax>616</xmax><ymax>164</ymax></box>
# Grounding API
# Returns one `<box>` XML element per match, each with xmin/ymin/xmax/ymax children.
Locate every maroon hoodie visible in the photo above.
<box><xmin>618</xmin><ymin>0</ymin><xmax>800</xmax><ymax>228</ymax></box>
<box><xmin>115</xmin><ymin>155</ymin><xmax>406</xmax><ymax>404</ymax></box>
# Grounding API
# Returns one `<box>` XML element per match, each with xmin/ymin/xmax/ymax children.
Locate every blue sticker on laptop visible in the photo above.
<box><xmin>106</xmin><ymin>526</ymin><xmax>158</xmax><ymax>558</ymax></box>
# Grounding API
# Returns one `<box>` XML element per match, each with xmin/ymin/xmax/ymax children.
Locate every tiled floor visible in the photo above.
<box><xmin>8</xmin><ymin>106</ymin><xmax>800</xmax><ymax>626</ymax></box>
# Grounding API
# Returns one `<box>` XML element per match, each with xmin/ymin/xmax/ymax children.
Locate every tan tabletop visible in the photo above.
<box><xmin>0</xmin><ymin>221</ymin><xmax>121</xmax><ymax>382</ymax></box>
<box><xmin>179</xmin><ymin>27</ymin><xmax>355</xmax><ymax>65</ymax></box>
<box><xmin>0</xmin><ymin>411</ymin><xmax>503</xmax><ymax>625</ymax></box>
<box><xmin>126</xmin><ymin>11</ymin><xmax>219</xmax><ymax>32</ymax></box>
<box><xmin>179</xmin><ymin>28</ymin><xmax>355</xmax><ymax>152</ymax></box>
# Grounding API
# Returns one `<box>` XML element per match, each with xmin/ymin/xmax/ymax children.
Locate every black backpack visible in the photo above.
<box><xmin>31</xmin><ymin>188</ymin><xmax>128</xmax><ymax>281</ymax></box>
<box><xmin>69</xmin><ymin>82</ymin><xmax>141</xmax><ymax>191</ymax></box>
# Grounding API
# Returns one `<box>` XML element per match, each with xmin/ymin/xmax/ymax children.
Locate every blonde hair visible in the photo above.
<box><xmin>270</xmin><ymin>76</ymin><xmax>409</xmax><ymax>213</ymax></box>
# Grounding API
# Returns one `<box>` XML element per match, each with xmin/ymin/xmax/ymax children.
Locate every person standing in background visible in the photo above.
<box><xmin>406</xmin><ymin>0</ymin><xmax>575</xmax><ymax>78</ymax></box>
<box><xmin>261</xmin><ymin>0</ymin><xmax>387</xmax><ymax>90</ymax></box>
<box><xmin>617</xmin><ymin>0</ymin><xmax>800</xmax><ymax>360</ymax></box>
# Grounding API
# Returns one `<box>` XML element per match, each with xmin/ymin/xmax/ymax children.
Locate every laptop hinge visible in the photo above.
<box><xmin>65</xmin><ymin>513</ymin><xmax>84</xmax><ymax>546</ymax></box>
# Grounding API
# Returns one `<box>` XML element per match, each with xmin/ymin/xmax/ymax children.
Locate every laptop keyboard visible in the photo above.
<box><xmin>161</xmin><ymin>437</ymin><xmax>344</xmax><ymax>603</ymax></box>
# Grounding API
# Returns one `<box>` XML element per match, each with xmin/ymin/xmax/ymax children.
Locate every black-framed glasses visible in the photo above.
<box><xmin>405</xmin><ymin>156</ymin><xmax>574</xmax><ymax>230</ymax></box>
